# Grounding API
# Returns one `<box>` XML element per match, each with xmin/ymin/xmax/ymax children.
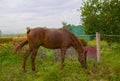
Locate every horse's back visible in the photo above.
<box><xmin>28</xmin><ymin>27</ymin><xmax>71</xmax><ymax>40</ymax></box>
<box><xmin>27</xmin><ymin>27</ymin><xmax>74</xmax><ymax>49</ymax></box>
<box><xmin>43</xmin><ymin>28</ymin><xmax>73</xmax><ymax>48</ymax></box>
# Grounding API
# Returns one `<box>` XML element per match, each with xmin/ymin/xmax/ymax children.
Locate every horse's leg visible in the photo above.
<box><xmin>31</xmin><ymin>48</ymin><xmax>38</xmax><ymax>71</ymax></box>
<box><xmin>22</xmin><ymin>48</ymin><xmax>32</xmax><ymax>72</ymax></box>
<box><xmin>60</xmin><ymin>47</ymin><xmax>67</xmax><ymax>69</ymax></box>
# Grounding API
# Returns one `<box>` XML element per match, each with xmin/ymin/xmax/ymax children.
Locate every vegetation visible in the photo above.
<box><xmin>0</xmin><ymin>29</ymin><xmax>2</xmax><ymax>37</ymax></box>
<box><xmin>0</xmin><ymin>37</ymin><xmax>26</xmax><ymax>43</ymax></box>
<box><xmin>80</xmin><ymin>0</ymin><xmax>120</xmax><ymax>43</ymax></box>
<box><xmin>0</xmin><ymin>40</ymin><xmax>120</xmax><ymax>81</ymax></box>
<box><xmin>2</xmin><ymin>33</ymin><xmax>26</xmax><ymax>37</ymax></box>
<box><xmin>0</xmin><ymin>37</ymin><xmax>13</xmax><ymax>43</ymax></box>
<box><xmin>79</xmin><ymin>38</ymin><xmax>88</xmax><ymax>46</ymax></box>
<box><xmin>62</xmin><ymin>21</ymin><xmax>75</xmax><ymax>30</ymax></box>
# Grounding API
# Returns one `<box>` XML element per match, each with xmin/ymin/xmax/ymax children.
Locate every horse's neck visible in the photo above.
<box><xmin>72</xmin><ymin>35</ymin><xmax>84</xmax><ymax>53</ymax></box>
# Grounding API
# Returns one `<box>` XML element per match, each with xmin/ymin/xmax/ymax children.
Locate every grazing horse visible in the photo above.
<box><xmin>15</xmin><ymin>27</ymin><xmax>87</xmax><ymax>72</ymax></box>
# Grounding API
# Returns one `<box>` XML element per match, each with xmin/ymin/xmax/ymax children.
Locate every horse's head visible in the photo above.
<box><xmin>78</xmin><ymin>50</ymin><xmax>87</xmax><ymax>69</ymax></box>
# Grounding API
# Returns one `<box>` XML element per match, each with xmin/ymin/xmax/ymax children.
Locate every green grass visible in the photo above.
<box><xmin>0</xmin><ymin>41</ymin><xmax>120</xmax><ymax>81</ymax></box>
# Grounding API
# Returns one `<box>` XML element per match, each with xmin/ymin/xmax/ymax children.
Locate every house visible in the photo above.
<box><xmin>69</xmin><ymin>25</ymin><xmax>91</xmax><ymax>40</ymax></box>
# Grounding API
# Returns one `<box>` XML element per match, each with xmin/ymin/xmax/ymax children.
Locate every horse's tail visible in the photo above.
<box><xmin>14</xmin><ymin>39</ymin><xmax>28</xmax><ymax>53</ymax></box>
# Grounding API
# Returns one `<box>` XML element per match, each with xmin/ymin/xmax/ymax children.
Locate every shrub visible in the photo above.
<box><xmin>78</xmin><ymin>38</ymin><xmax>88</xmax><ymax>46</ymax></box>
<box><xmin>0</xmin><ymin>37</ymin><xmax>27</xmax><ymax>43</ymax></box>
<box><xmin>12</xmin><ymin>37</ymin><xmax>27</xmax><ymax>43</ymax></box>
<box><xmin>0</xmin><ymin>37</ymin><xmax>12</xmax><ymax>43</ymax></box>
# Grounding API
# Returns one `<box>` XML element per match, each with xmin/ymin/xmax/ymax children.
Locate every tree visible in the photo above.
<box><xmin>80</xmin><ymin>0</ymin><xmax>120</xmax><ymax>43</ymax></box>
<box><xmin>0</xmin><ymin>30</ymin><xmax>2</xmax><ymax>37</ymax></box>
<box><xmin>62</xmin><ymin>22</ymin><xmax>75</xmax><ymax>30</ymax></box>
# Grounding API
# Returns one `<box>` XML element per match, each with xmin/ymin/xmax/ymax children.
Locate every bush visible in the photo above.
<box><xmin>0</xmin><ymin>37</ymin><xmax>12</xmax><ymax>43</ymax></box>
<box><xmin>78</xmin><ymin>38</ymin><xmax>88</xmax><ymax>46</ymax></box>
<box><xmin>12</xmin><ymin>37</ymin><xmax>26</xmax><ymax>43</ymax></box>
<box><xmin>0</xmin><ymin>37</ymin><xmax>26</xmax><ymax>43</ymax></box>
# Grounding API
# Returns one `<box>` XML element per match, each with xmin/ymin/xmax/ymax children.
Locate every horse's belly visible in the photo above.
<box><xmin>43</xmin><ymin>44</ymin><xmax>60</xmax><ymax>49</ymax></box>
<box><xmin>42</xmin><ymin>41</ymin><xmax>61</xmax><ymax>49</ymax></box>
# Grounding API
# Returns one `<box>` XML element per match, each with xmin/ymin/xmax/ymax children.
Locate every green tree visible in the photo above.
<box><xmin>0</xmin><ymin>30</ymin><xmax>2</xmax><ymax>37</ymax></box>
<box><xmin>62</xmin><ymin>22</ymin><xmax>75</xmax><ymax>30</ymax></box>
<box><xmin>80</xmin><ymin>0</ymin><xmax>120</xmax><ymax>43</ymax></box>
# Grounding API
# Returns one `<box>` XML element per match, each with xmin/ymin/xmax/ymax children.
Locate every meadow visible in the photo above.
<box><xmin>0</xmin><ymin>39</ymin><xmax>120</xmax><ymax>81</ymax></box>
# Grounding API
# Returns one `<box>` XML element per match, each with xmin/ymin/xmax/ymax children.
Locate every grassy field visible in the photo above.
<box><xmin>0</xmin><ymin>40</ymin><xmax>120</xmax><ymax>81</ymax></box>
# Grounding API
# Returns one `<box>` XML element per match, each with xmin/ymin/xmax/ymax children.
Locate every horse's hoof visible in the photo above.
<box><xmin>32</xmin><ymin>68</ymin><xmax>38</xmax><ymax>73</ymax></box>
<box><xmin>34</xmin><ymin>70</ymin><xmax>38</xmax><ymax>73</ymax></box>
<box><xmin>60</xmin><ymin>65</ymin><xmax>65</xmax><ymax>70</ymax></box>
<box><xmin>32</xmin><ymin>70</ymin><xmax>38</xmax><ymax>73</ymax></box>
<box><xmin>22</xmin><ymin>69</ymin><xmax>27</xmax><ymax>73</ymax></box>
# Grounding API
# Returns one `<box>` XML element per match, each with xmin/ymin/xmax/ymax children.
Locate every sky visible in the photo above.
<box><xmin>0</xmin><ymin>0</ymin><xmax>83</xmax><ymax>34</ymax></box>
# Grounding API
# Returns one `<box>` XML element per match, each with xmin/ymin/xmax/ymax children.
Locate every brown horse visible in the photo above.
<box><xmin>15</xmin><ymin>27</ymin><xmax>87</xmax><ymax>72</ymax></box>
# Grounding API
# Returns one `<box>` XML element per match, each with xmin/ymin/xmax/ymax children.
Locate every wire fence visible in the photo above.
<box><xmin>77</xmin><ymin>34</ymin><xmax>120</xmax><ymax>39</ymax></box>
<box><xmin>76</xmin><ymin>33</ymin><xmax>120</xmax><ymax>62</ymax></box>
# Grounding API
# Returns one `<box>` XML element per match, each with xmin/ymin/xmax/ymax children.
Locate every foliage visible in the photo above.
<box><xmin>0</xmin><ymin>29</ymin><xmax>2</xmax><ymax>37</ymax></box>
<box><xmin>0</xmin><ymin>37</ymin><xmax>12</xmax><ymax>43</ymax></box>
<box><xmin>79</xmin><ymin>38</ymin><xmax>88</xmax><ymax>46</ymax></box>
<box><xmin>0</xmin><ymin>37</ymin><xmax>26</xmax><ymax>43</ymax></box>
<box><xmin>62</xmin><ymin>21</ymin><xmax>75</xmax><ymax>30</ymax></box>
<box><xmin>2</xmin><ymin>33</ymin><xmax>26</xmax><ymax>37</ymax></box>
<box><xmin>12</xmin><ymin>37</ymin><xmax>27</xmax><ymax>43</ymax></box>
<box><xmin>0</xmin><ymin>41</ymin><xmax>120</xmax><ymax>81</ymax></box>
<box><xmin>80</xmin><ymin>0</ymin><xmax>120</xmax><ymax>43</ymax></box>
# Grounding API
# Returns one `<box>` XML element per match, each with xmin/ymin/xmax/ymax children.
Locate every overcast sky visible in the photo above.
<box><xmin>0</xmin><ymin>0</ymin><xmax>83</xmax><ymax>34</ymax></box>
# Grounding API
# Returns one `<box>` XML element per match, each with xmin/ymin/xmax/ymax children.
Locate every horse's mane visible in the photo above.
<box><xmin>59</xmin><ymin>28</ymin><xmax>84</xmax><ymax>49</ymax></box>
<box><xmin>68</xmin><ymin>30</ymin><xmax>84</xmax><ymax>52</ymax></box>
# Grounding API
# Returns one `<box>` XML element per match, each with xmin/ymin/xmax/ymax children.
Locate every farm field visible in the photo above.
<box><xmin>0</xmin><ymin>39</ymin><xmax>120</xmax><ymax>81</ymax></box>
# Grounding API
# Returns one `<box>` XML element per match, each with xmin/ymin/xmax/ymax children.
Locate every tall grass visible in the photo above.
<box><xmin>0</xmin><ymin>41</ymin><xmax>120</xmax><ymax>81</ymax></box>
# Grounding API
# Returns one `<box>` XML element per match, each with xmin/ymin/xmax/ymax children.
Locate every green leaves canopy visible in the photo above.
<box><xmin>80</xmin><ymin>0</ymin><xmax>120</xmax><ymax>42</ymax></box>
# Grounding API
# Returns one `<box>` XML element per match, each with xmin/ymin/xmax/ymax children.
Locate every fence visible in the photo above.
<box><xmin>76</xmin><ymin>32</ymin><xmax>120</xmax><ymax>62</ymax></box>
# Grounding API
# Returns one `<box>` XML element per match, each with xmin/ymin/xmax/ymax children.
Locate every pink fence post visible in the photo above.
<box><xmin>96</xmin><ymin>32</ymin><xmax>101</xmax><ymax>62</ymax></box>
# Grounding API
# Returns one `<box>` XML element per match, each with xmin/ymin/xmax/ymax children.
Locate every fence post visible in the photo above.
<box><xmin>96</xmin><ymin>32</ymin><xmax>101</xmax><ymax>62</ymax></box>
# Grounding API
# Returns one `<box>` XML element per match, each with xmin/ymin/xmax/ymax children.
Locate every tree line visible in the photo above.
<box><xmin>80</xmin><ymin>0</ymin><xmax>120</xmax><ymax>43</ymax></box>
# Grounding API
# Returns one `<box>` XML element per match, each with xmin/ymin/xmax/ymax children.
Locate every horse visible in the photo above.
<box><xmin>15</xmin><ymin>27</ymin><xmax>87</xmax><ymax>72</ymax></box>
